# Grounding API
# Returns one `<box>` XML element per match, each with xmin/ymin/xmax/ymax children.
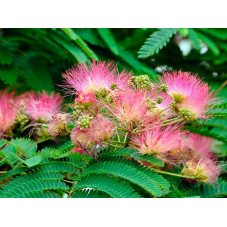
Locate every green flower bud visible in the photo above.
<box><xmin>77</xmin><ymin>114</ymin><xmax>93</xmax><ymax>129</ymax></box>
<box><xmin>110</xmin><ymin>83</ymin><xmax>117</xmax><ymax>90</ymax></box>
<box><xmin>156</xmin><ymin>96</ymin><xmax>163</xmax><ymax>104</ymax></box>
<box><xmin>160</xmin><ymin>84</ymin><xmax>168</xmax><ymax>93</ymax></box>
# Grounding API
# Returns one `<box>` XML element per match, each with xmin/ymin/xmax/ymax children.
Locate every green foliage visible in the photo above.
<box><xmin>78</xmin><ymin>158</ymin><xmax>169</xmax><ymax>197</ymax></box>
<box><xmin>61</xmin><ymin>28</ymin><xmax>99</xmax><ymax>60</ymax></box>
<box><xmin>99</xmin><ymin>147</ymin><xmax>164</xmax><ymax>167</ymax></box>
<box><xmin>73</xmin><ymin>175</ymin><xmax>140</xmax><ymax>198</ymax></box>
<box><xmin>138</xmin><ymin>28</ymin><xmax>179</xmax><ymax>59</ymax></box>
<box><xmin>71</xmin><ymin>189</ymin><xmax>111</xmax><ymax>198</ymax></box>
<box><xmin>97</xmin><ymin>28</ymin><xmax>119</xmax><ymax>55</ymax></box>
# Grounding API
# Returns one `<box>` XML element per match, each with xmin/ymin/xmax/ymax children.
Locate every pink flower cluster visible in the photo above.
<box><xmin>0</xmin><ymin>91</ymin><xmax>62</xmax><ymax>138</ymax></box>
<box><xmin>62</xmin><ymin>61</ymin><xmax>220</xmax><ymax>184</ymax></box>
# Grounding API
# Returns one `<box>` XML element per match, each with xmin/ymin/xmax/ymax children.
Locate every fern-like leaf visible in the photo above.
<box><xmin>61</xmin><ymin>28</ymin><xmax>99</xmax><ymax>60</ymax></box>
<box><xmin>71</xmin><ymin>189</ymin><xmax>110</xmax><ymax>198</ymax></box>
<box><xmin>79</xmin><ymin>158</ymin><xmax>169</xmax><ymax>197</ymax></box>
<box><xmin>10</xmin><ymin>138</ymin><xmax>37</xmax><ymax>158</ymax></box>
<box><xmin>0</xmin><ymin>179</ymin><xmax>68</xmax><ymax>198</ymax></box>
<box><xmin>74</xmin><ymin>174</ymin><xmax>140</xmax><ymax>198</ymax></box>
<box><xmin>138</xmin><ymin>28</ymin><xmax>178</xmax><ymax>59</ymax></box>
<box><xmin>96</xmin><ymin>28</ymin><xmax>119</xmax><ymax>55</ymax></box>
<box><xmin>99</xmin><ymin>147</ymin><xmax>164</xmax><ymax>167</ymax></box>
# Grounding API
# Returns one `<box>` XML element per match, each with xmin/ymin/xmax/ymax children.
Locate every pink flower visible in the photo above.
<box><xmin>70</xmin><ymin>114</ymin><xmax>115</xmax><ymax>149</ymax></box>
<box><xmin>189</xmin><ymin>134</ymin><xmax>214</xmax><ymax>159</ymax></box>
<box><xmin>25</xmin><ymin>91</ymin><xmax>62</xmax><ymax>122</ymax></box>
<box><xmin>107</xmin><ymin>91</ymin><xmax>148</xmax><ymax>127</ymax></box>
<box><xmin>130</xmin><ymin>122</ymin><xmax>187</xmax><ymax>160</ymax></box>
<box><xmin>160</xmin><ymin>71</ymin><xmax>213</xmax><ymax>119</ymax></box>
<box><xmin>182</xmin><ymin>158</ymin><xmax>221</xmax><ymax>184</ymax></box>
<box><xmin>0</xmin><ymin>91</ymin><xmax>20</xmax><ymax>134</ymax></box>
<box><xmin>88</xmin><ymin>114</ymin><xmax>115</xmax><ymax>143</ymax></box>
<box><xmin>62</xmin><ymin>60</ymin><xmax>131</xmax><ymax>96</ymax></box>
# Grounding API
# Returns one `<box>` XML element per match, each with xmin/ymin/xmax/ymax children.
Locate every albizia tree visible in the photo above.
<box><xmin>0</xmin><ymin>61</ymin><xmax>224</xmax><ymax>198</ymax></box>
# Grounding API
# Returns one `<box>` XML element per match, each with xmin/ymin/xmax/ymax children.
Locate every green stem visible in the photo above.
<box><xmin>158</xmin><ymin>105</ymin><xmax>173</xmax><ymax>115</ymax></box>
<box><xmin>161</xmin><ymin>118</ymin><xmax>183</xmax><ymax>127</ymax></box>
<box><xmin>161</xmin><ymin>109</ymin><xmax>175</xmax><ymax>120</ymax></box>
<box><xmin>103</xmin><ymin>142</ymin><xmax>123</xmax><ymax>149</ymax></box>
<box><xmin>123</xmin><ymin>132</ymin><xmax>128</xmax><ymax>144</ymax></box>
<box><xmin>0</xmin><ymin>171</ymin><xmax>7</xmax><ymax>174</ymax></box>
<box><xmin>149</xmin><ymin>89</ymin><xmax>162</xmax><ymax>98</ymax></box>
<box><xmin>63</xmin><ymin>179</ymin><xmax>75</xmax><ymax>184</ymax></box>
<box><xmin>152</xmin><ymin>168</ymin><xmax>195</xmax><ymax>179</ymax></box>
<box><xmin>162</xmin><ymin>116</ymin><xmax>181</xmax><ymax>124</ymax></box>
<box><xmin>110</xmin><ymin>140</ymin><xmax>126</xmax><ymax>144</ymax></box>
<box><xmin>86</xmin><ymin>107</ymin><xmax>97</xmax><ymax>116</ymax></box>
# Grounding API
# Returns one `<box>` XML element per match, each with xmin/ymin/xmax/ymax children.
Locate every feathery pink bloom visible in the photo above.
<box><xmin>89</xmin><ymin>114</ymin><xmax>115</xmax><ymax>143</ymax></box>
<box><xmin>130</xmin><ymin>122</ymin><xmax>187</xmax><ymax>159</ymax></box>
<box><xmin>25</xmin><ymin>91</ymin><xmax>62</xmax><ymax>122</ymax></box>
<box><xmin>71</xmin><ymin>115</ymin><xmax>115</xmax><ymax>149</ymax></box>
<box><xmin>62</xmin><ymin>61</ymin><xmax>131</xmax><ymax>96</ymax></box>
<box><xmin>108</xmin><ymin>91</ymin><xmax>148</xmax><ymax>127</ymax></box>
<box><xmin>0</xmin><ymin>91</ymin><xmax>20</xmax><ymax>134</ymax></box>
<box><xmin>161</xmin><ymin>71</ymin><xmax>213</xmax><ymax>119</ymax></box>
<box><xmin>182</xmin><ymin>158</ymin><xmax>221</xmax><ymax>184</ymax></box>
<box><xmin>189</xmin><ymin>134</ymin><xmax>214</xmax><ymax>159</ymax></box>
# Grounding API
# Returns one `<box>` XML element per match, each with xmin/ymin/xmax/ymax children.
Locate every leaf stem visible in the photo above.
<box><xmin>151</xmin><ymin>168</ymin><xmax>195</xmax><ymax>179</ymax></box>
<box><xmin>86</xmin><ymin>107</ymin><xmax>97</xmax><ymax>117</ymax></box>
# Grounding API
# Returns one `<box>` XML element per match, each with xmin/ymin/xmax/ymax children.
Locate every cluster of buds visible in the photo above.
<box><xmin>76</xmin><ymin>114</ymin><xmax>93</xmax><ymax>129</ymax></box>
<box><xmin>128</xmin><ymin>75</ymin><xmax>155</xmax><ymax>91</ymax></box>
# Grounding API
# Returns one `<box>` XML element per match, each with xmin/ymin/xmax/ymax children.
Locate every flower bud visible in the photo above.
<box><xmin>160</xmin><ymin>84</ymin><xmax>168</xmax><ymax>93</ymax></box>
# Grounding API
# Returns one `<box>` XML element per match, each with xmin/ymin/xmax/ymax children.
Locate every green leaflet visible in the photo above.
<box><xmin>71</xmin><ymin>189</ymin><xmax>110</xmax><ymax>198</ymax></box>
<box><xmin>74</xmin><ymin>175</ymin><xmax>140</xmax><ymax>198</ymax></box>
<box><xmin>97</xmin><ymin>28</ymin><xmax>119</xmax><ymax>55</ymax></box>
<box><xmin>99</xmin><ymin>147</ymin><xmax>164</xmax><ymax>167</ymax></box>
<box><xmin>138</xmin><ymin>28</ymin><xmax>178</xmax><ymax>59</ymax></box>
<box><xmin>61</xmin><ymin>28</ymin><xmax>99</xmax><ymax>60</ymax></box>
<box><xmin>0</xmin><ymin>179</ymin><xmax>68</xmax><ymax>198</ymax></box>
<box><xmin>53</xmin><ymin>34</ymin><xmax>90</xmax><ymax>63</ymax></box>
<box><xmin>78</xmin><ymin>158</ymin><xmax>169</xmax><ymax>197</ymax></box>
<box><xmin>10</xmin><ymin>138</ymin><xmax>37</xmax><ymax>158</ymax></box>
